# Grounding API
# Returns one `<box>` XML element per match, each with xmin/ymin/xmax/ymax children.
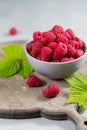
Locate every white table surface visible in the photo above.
<box><xmin>0</xmin><ymin>0</ymin><xmax>87</xmax><ymax>130</ymax></box>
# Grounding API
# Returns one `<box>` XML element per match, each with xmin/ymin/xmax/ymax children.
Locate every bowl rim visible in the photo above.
<box><xmin>24</xmin><ymin>41</ymin><xmax>87</xmax><ymax>65</ymax></box>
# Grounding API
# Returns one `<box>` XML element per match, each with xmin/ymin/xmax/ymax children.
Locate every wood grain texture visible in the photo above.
<box><xmin>0</xmin><ymin>40</ymin><xmax>87</xmax><ymax>130</ymax></box>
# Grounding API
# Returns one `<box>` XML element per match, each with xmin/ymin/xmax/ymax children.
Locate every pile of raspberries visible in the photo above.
<box><xmin>26</xmin><ymin>25</ymin><xmax>85</xmax><ymax>62</ymax></box>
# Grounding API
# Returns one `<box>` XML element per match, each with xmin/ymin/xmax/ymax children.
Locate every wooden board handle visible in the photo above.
<box><xmin>66</xmin><ymin>109</ymin><xmax>87</xmax><ymax>130</ymax></box>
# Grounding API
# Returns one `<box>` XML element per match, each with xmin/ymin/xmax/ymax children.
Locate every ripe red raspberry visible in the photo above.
<box><xmin>65</xmin><ymin>29</ymin><xmax>75</xmax><ymax>40</ymax></box>
<box><xmin>26</xmin><ymin>41</ymin><xmax>35</xmax><ymax>52</ymax></box>
<box><xmin>41</xmin><ymin>47</ymin><xmax>52</xmax><ymax>61</ymax></box>
<box><xmin>30</xmin><ymin>41</ymin><xmax>43</xmax><ymax>58</ymax></box>
<box><xmin>52</xmin><ymin>25</ymin><xmax>64</xmax><ymax>36</ymax></box>
<box><xmin>69</xmin><ymin>40</ymin><xmax>79</xmax><ymax>49</ymax></box>
<box><xmin>67</xmin><ymin>44</ymin><xmax>76</xmax><ymax>57</ymax></box>
<box><xmin>56</xmin><ymin>33</ymin><xmax>68</xmax><ymax>44</ymax></box>
<box><xmin>53</xmin><ymin>42</ymin><xmax>67</xmax><ymax>60</ymax></box>
<box><xmin>41</xmin><ymin>31</ymin><xmax>56</xmax><ymax>44</ymax></box>
<box><xmin>36</xmin><ymin>55</ymin><xmax>41</xmax><ymax>60</ymax></box>
<box><xmin>26</xmin><ymin>74</ymin><xmax>42</xmax><ymax>87</ymax></box>
<box><xmin>48</xmin><ymin>42</ymin><xmax>57</xmax><ymax>50</ymax></box>
<box><xmin>42</xmin><ymin>83</ymin><xmax>60</xmax><ymax>98</ymax></box>
<box><xmin>33</xmin><ymin>31</ymin><xmax>42</xmax><ymax>41</ymax></box>
<box><xmin>61</xmin><ymin>57</ymin><xmax>75</xmax><ymax>62</ymax></box>
<box><xmin>9</xmin><ymin>27</ymin><xmax>18</xmax><ymax>35</ymax></box>
<box><xmin>74</xmin><ymin>49</ymin><xmax>84</xmax><ymax>58</ymax></box>
<box><xmin>75</xmin><ymin>37</ymin><xmax>84</xmax><ymax>49</ymax></box>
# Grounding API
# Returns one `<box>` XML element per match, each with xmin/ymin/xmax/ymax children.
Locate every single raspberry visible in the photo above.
<box><xmin>53</xmin><ymin>42</ymin><xmax>67</xmax><ymax>60</ymax></box>
<box><xmin>26</xmin><ymin>74</ymin><xmax>42</xmax><ymax>87</ymax></box>
<box><xmin>61</xmin><ymin>57</ymin><xmax>75</xmax><ymax>62</ymax></box>
<box><xmin>33</xmin><ymin>31</ymin><xmax>42</xmax><ymax>41</ymax></box>
<box><xmin>75</xmin><ymin>37</ymin><xmax>84</xmax><ymax>49</ymax></box>
<box><xmin>65</xmin><ymin>29</ymin><xmax>75</xmax><ymax>40</ymax></box>
<box><xmin>26</xmin><ymin>41</ymin><xmax>35</xmax><ymax>52</ymax></box>
<box><xmin>74</xmin><ymin>49</ymin><xmax>84</xmax><ymax>58</ymax></box>
<box><xmin>48</xmin><ymin>42</ymin><xmax>57</xmax><ymax>50</ymax></box>
<box><xmin>36</xmin><ymin>55</ymin><xmax>41</xmax><ymax>60</ymax></box>
<box><xmin>42</xmin><ymin>83</ymin><xmax>60</xmax><ymax>98</ymax></box>
<box><xmin>41</xmin><ymin>31</ymin><xmax>56</xmax><ymax>44</ymax></box>
<box><xmin>56</xmin><ymin>33</ymin><xmax>68</xmax><ymax>44</ymax></box>
<box><xmin>69</xmin><ymin>40</ymin><xmax>79</xmax><ymax>49</ymax></box>
<box><xmin>67</xmin><ymin>44</ymin><xmax>76</xmax><ymax>57</ymax></box>
<box><xmin>9</xmin><ymin>27</ymin><xmax>18</xmax><ymax>35</ymax></box>
<box><xmin>52</xmin><ymin>25</ymin><xmax>64</xmax><ymax>36</ymax></box>
<box><xmin>30</xmin><ymin>41</ymin><xmax>43</xmax><ymax>58</ymax></box>
<box><xmin>41</xmin><ymin>47</ymin><xmax>52</xmax><ymax>61</ymax></box>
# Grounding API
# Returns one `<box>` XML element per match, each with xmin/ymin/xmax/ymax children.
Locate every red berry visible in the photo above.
<box><xmin>52</xmin><ymin>25</ymin><xmax>64</xmax><ymax>36</ymax></box>
<box><xmin>61</xmin><ymin>57</ymin><xmax>75</xmax><ymax>62</ymax></box>
<box><xmin>9</xmin><ymin>27</ymin><xmax>18</xmax><ymax>35</ymax></box>
<box><xmin>53</xmin><ymin>42</ymin><xmax>67</xmax><ymax>60</ymax></box>
<box><xmin>42</xmin><ymin>83</ymin><xmax>60</xmax><ymax>98</ymax></box>
<box><xmin>65</xmin><ymin>29</ymin><xmax>75</xmax><ymax>40</ymax></box>
<box><xmin>30</xmin><ymin>41</ymin><xmax>43</xmax><ymax>58</ymax></box>
<box><xmin>48</xmin><ymin>42</ymin><xmax>57</xmax><ymax>50</ymax></box>
<box><xmin>36</xmin><ymin>55</ymin><xmax>41</xmax><ymax>60</ymax></box>
<box><xmin>26</xmin><ymin>74</ymin><xmax>42</xmax><ymax>87</ymax></box>
<box><xmin>74</xmin><ymin>49</ymin><xmax>84</xmax><ymax>58</ymax></box>
<box><xmin>75</xmin><ymin>37</ymin><xmax>84</xmax><ymax>49</ymax></box>
<box><xmin>67</xmin><ymin>44</ymin><xmax>76</xmax><ymax>57</ymax></box>
<box><xmin>33</xmin><ymin>31</ymin><xmax>42</xmax><ymax>41</ymax></box>
<box><xmin>26</xmin><ymin>41</ymin><xmax>35</xmax><ymax>52</ymax></box>
<box><xmin>41</xmin><ymin>31</ymin><xmax>56</xmax><ymax>44</ymax></box>
<box><xmin>41</xmin><ymin>47</ymin><xmax>52</xmax><ymax>61</ymax></box>
<box><xmin>69</xmin><ymin>40</ymin><xmax>79</xmax><ymax>49</ymax></box>
<box><xmin>56</xmin><ymin>33</ymin><xmax>68</xmax><ymax>44</ymax></box>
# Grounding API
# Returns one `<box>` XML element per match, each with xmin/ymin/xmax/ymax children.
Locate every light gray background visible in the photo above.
<box><xmin>0</xmin><ymin>0</ymin><xmax>87</xmax><ymax>130</ymax></box>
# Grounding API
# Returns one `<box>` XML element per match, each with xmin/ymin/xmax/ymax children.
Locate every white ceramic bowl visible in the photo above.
<box><xmin>24</xmin><ymin>42</ymin><xmax>87</xmax><ymax>79</ymax></box>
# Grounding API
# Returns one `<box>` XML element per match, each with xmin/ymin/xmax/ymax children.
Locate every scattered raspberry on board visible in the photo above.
<box><xmin>42</xmin><ymin>83</ymin><xmax>60</xmax><ymax>98</ymax></box>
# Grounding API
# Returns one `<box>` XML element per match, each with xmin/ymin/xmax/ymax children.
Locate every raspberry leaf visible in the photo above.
<box><xmin>18</xmin><ymin>58</ymin><xmax>34</xmax><ymax>79</ymax></box>
<box><xmin>65</xmin><ymin>74</ymin><xmax>87</xmax><ymax>107</ymax></box>
<box><xmin>0</xmin><ymin>57</ymin><xmax>21</xmax><ymax>78</ymax></box>
<box><xmin>0</xmin><ymin>43</ymin><xmax>34</xmax><ymax>78</ymax></box>
<box><xmin>3</xmin><ymin>44</ymin><xmax>24</xmax><ymax>58</ymax></box>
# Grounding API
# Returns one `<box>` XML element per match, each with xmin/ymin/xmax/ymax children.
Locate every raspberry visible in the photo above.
<box><xmin>65</xmin><ymin>29</ymin><xmax>75</xmax><ymax>40</ymax></box>
<box><xmin>56</xmin><ymin>33</ymin><xmax>68</xmax><ymax>44</ymax></box>
<box><xmin>41</xmin><ymin>47</ymin><xmax>52</xmax><ymax>61</ymax></box>
<box><xmin>33</xmin><ymin>31</ymin><xmax>42</xmax><ymax>41</ymax></box>
<box><xmin>67</xmin><ymin>44</ymin><xmax>76</xmax><ymax>57</ymax></box>
<box><xmin>41</xmin><ymin>31</ymin><xmax>56</xmax><ymax>44</ymax></box>
<box><xmin>69</xmin><ymin>40</ymin><xmax>79</xmax><ymax>49</ymax></box>
<box><xmin>74</xmin><ymin>49</ymin><xmax>84</xmax><ymax>58</ymax></box>
<box><xmin>26</xmin><ymin>41</ymin><xmax>35</xmax><ymax>52</ymax></box>
<box><xmin>53</xmin><ymin>42</ymin><xmax>67</xmax><ymax>60</ymax></box>
<box><xmin>30</xmin><ymin>41</ymin><xmax>43</xmax><ymax>58</ymax></box>
<box><xmin>36</xmin><ymin>55</ymin><xmax>41</xmax><ymax>60</ymax></box>
<box><xmin>48</xmin><ymin>42</ymin><xmax>57</xmax><ymax>50</ymax></box>
<box><xmin>52</xmin><ymin>25</ymin><xmax>64</xmax><ymax>36</ymax></box>
<box><xmin>42</xmin><ymin>83</ymin><xmax>60</xmax><ymax>98</ymax></box>
<box><xmin>61</xmin><ymin>57</ymin><xmax>75</xmax><ymax>62</ymax></box>
<box><xmin>26</xmin><ymin>74</ymin><xmax>42</xmax><ymax>87</ymax></box>
<box><xmin>9</xmin><ymin>27</ymin><xmax>18</xmax><ymax>35</ymax></box>
<box><xmin>75</xmin><ymin>37</ymin><xmax>84</xmax><ymax>49</ymax></box>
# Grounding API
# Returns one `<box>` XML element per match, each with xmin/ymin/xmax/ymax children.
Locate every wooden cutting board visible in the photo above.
<box><xmin>0</xmin><ymin>40</ymin><xmax>87</xmax><ymax>130</ymax></box>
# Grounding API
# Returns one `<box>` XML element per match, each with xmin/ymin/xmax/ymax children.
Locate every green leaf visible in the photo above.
<box><xmin>65</xmin><ymin>74</ymin><xmax>87</xmax><ymax>107</ymax></box>
<box><xmin>18</xmin><ymin>58</ymin><xmax>34</xmax><ymax>79</ymax></box>
<box><xmin>3</xmin><ymin>44</ymin><xmax>24</xmax><ymax>58</ymax></box>
<box><xmin>65</xmin><ymin>74</ymin><xmax>87</xmax><ymax>86</ymax></box>
<box><xmin>0</xmin><ymin>57</ymin><xmax>21</xmax><ymax>78</ymax></box>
